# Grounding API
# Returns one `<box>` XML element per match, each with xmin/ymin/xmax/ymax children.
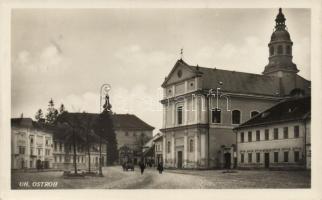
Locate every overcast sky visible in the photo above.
<box><xmin>11</xmin><ymin>8</ymin><xmax>311</xmax><ymax>133</ymax></box>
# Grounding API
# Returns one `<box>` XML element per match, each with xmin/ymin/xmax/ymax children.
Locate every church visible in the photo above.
<box><xmin>160</xmin><ymin>8</ymin><xmax>311</xmax><ymax>169</ymax></box>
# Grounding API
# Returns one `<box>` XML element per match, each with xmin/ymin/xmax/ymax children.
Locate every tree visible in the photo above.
<box><xmin>35</xmin><ymin>109</ymin><xmax>44</xmax><ymax>123</ymax></box>
<box><xmin>46</xmin><ymin>98</ymin><xmax>59</xmax><ymax>125</ymax></box>
<box><xmin>94</xmin><ymin>110</ymin><xmax>118</xmax><ymax>166</ymax></box>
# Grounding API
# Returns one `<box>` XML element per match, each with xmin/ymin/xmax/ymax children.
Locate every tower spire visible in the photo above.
<box><xmin>275</xmin><ymin>8</ymin><xmax>286</xmax><ymax>30</ymax></box>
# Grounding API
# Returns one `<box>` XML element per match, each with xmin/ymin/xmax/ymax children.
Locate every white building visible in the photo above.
<box><xmin>234</xmin><ymin>96</ymin><xmax>310</xmax><ymax>169</ymax></box>
<box><xmin>11</xmin><ymin>118</ymin><xmax>54</xmax><ymax>169</ymax></box>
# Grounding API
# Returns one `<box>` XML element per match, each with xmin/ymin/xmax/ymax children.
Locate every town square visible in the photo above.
<box><xmin>8</xmin><ymin>7</ymin><xmax>312</xmax><ymax>191</ymax></box>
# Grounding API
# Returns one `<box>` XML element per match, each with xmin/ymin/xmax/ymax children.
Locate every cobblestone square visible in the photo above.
<box><xmin>12</xmin><ymin>166</ymin><xmax>310</xmax><ymax>189</ymax></box>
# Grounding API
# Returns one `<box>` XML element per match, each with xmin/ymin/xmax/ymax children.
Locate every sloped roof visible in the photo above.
<box><xmin>56</xmin><ymin>112</ymin><xmax>154</xmax><ymax>131</ymax></box>
<box><xmin>11</xmin><ymin>118</ymin><xmax>33</xmax><ymax>128</ymax></box>
<box><xmin>198</xmin><ymin>66</ymin><xmax>281</xmax><ymax>96</ymax></box>
<box><xmin>163</xmin><ymin>59</ymin><xmax>310</xmax><ymax>97</ymax></box>
<box><xmin>234</xmin><ymin>96</ymin><xmax>310</xmax><ymax>130</ymax></box>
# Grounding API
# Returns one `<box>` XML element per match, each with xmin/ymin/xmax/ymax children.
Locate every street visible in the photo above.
<box><xmin>12</xmin><ymin>166</ymin><xmax>310</xmax><ymax>189</ymax></box>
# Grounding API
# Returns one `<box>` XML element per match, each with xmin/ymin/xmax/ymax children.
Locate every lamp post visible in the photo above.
<box><xmin>98</xmin><ymin>83</ymin><xmax>111</xmax><ymax>176</ymax></box>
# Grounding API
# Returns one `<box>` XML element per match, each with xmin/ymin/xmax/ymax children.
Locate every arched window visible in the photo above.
<box><xmin>232</xmin><ymin>110</ymin><xmax>241</xmax><ymax>124</ymax></box>
<box><xmin>250</xmin><ymin>111</ymin><xmax>259</xmax><ymax>118</ymax></box>
<box><xmin>277</xmin><ymin>45</ymin><xmax>283</xmax><ymax>54</ymax></box>
<box><xmin>270</xmin><ymin>46</ymin><xmax>274</xmax><ymax>56</ymax></box>
<box><xmin>177</xmin><ymin>105</ymin><xmax>183</xmax><ymax>125</ymax></box>
<box><xmin>167</xmin><ymin>141</ymin><xmax>171</xmax><ymax>153</ymax></box>
<box><xmin>189</xmin><ymin>139</ymin><xmax>194</xmax><ymax>152</ymax></box>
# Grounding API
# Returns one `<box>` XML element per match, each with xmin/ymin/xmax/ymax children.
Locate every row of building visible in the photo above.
<box><xmin>11</xmin><ymin>114</ymin><xmax>154</xmax><ymax>170</ymax></box>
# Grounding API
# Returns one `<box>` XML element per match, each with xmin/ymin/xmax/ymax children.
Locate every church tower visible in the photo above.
<box><xmin>263</xmin><ymin>8</ymin><xmax>299</xmax><ymax>77</ymax></box>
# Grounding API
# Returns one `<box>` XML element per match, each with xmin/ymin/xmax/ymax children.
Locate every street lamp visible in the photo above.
<box><xmin>98</xmin><ymin>83</ymin><xmax>111</xmax><ymax>176</ymax></box>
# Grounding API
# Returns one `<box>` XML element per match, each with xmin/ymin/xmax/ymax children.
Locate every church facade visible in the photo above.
<box><xmin>160</xmin><ymin>8</ymin><xmax>310</xmax><ymax>169</ymax></box>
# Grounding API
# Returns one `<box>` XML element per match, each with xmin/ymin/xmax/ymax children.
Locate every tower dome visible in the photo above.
<box><xmin>263</xmin><ymin>8</ymin><xmax>299</xmax><ymax>76</ymax></box>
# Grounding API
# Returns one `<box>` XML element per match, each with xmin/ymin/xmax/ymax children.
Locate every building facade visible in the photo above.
<box><xmin>160</xmin><ymin>8</ymin><xmax>310</xmax><ymax>169</ymax></box>
<box><xmin>153</xmin><ymin>133</ymin><xmax>163</xmax><ymax>166</ymax></box>
<box><xmin>11</xmin><ymin>118</ymin><xmax>54</xmax><ymax>169</ymax></box>
<box><xmin>234</xmin><ymin>97</ymin><xmax>310</xmax><ymax>169</ymax></box>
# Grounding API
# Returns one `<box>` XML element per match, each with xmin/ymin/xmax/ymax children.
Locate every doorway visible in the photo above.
<box><xmin>177</xmin><ymin>151</ymin><xmax>183</xmax><ymax>168</ymax></box>
<box><xmin>224</xmin><ymin>153</ymin><xmax>231</xmax><ymax>169</ymax></box>
<box><xmin>264</xmin><ymin>153</ymin><xmax>270</xmax><ymax>168</ymax></box>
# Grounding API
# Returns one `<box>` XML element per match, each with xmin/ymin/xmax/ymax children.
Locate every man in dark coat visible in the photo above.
<box><xmin>139</xmin><ymin>160</ymin><xmax>145</xmax><ymax>174</ymax></box>
<box><xmin>157</xmin><ymin>161</ymin><xmax>163</xmax><ymax>174</ymax></box>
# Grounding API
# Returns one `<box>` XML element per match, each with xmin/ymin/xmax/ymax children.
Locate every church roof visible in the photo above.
<box><xmin>196</xmin><ymin>66</ymin><xmax>282</xmax><ymax>96</ymax></box>
<box><xmin>234</xmin><ymin>96</ymin><xmax>310</xmax><ymax>130</ymax></box>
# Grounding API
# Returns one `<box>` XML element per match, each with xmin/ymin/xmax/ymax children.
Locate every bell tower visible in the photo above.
<box><xmin>263</xmin><ymin>8</ymin><xmax>299</xmax><ymax>77</ymax></box>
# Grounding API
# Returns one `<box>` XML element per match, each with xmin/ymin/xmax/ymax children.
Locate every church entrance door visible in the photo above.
<box><xmin>177</xmin><ymin>151</ymin><xmax>183</xmax><ymax>168</ymax></box>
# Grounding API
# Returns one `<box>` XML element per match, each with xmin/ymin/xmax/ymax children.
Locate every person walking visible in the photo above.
<box><xmin>157</xmin><ymin>161</ymin><xmax>163</xmax><ymax>174</ymax></box>
<box><xmin>139</xmin><ymin>160</ymin><xmax>145</xmax><ymax>175</ymax></box>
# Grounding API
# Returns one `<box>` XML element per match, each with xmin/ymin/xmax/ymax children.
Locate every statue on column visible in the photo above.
<box><xmin>103</xmin><ymin>94</ymin><xmax>112</xmax><ymax>112</ymax></box>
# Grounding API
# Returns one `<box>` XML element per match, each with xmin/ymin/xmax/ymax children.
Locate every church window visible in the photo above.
<box><xmin>251</xmin><ymin>111</ymin><xmax>259</xmax><ymax>118</ymax></box>
<box><xmin>269</xmin><ymin>46</ymin><xmax>274</xmax><ymax>56</ymax></box>
<box><xmin>286</xmin><ymin>45</ymin><xmax>291</xmax><ymax>54</ymax></box>
<box><xmin>211</xmin><ymin>108</ymin><xmax>221</xmax><ymax>123</ymax></box>
<box><xmin>177</xmin><ymin>106</ymin><xmax>183</xmax><ymax>125</ymax></box>
<box><xmin>189</xmin><ymin>139</ymin><xmax>194</xmax><ymax>152</ymax></box>
<box><xmin>277</xmin><ymin>45</ymin><xmax>283</xmax><ymax>54</ymax></box>
<box><xmin>167</xmin><ymin>141</ymin><xmax>171</xmax><ymax>153</ymax></box>
<box><xmin>232</xmin><ymin>110</ymin><xmax>241</xmax><ymax>124</ymax></box>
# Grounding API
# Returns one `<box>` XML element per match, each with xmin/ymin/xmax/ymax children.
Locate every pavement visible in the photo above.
<box><xmin>11</xmin><ymin>166</ymin><xmax>310</xmax><ymax>189</ymax></box>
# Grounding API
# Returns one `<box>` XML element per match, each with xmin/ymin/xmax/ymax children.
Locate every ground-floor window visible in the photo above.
<box><xmin>294</xmin><ymin>151</ymin><xmax>300</xmax><ymax>162</ymax></box>
<box><xmin>274</xmin><ymin>152</ymin><xmax>279</xmax><ymax>163</ymax></box>
<box><xmin>284</xmin><ymin>151</ymin><xmax>289</xmax><ymax>162</ymax></box>
<box><xmin>256</xmin><ymin>153</ymin><xmax>260</xmax><ymax>163</ymax></box>
<box><xmin>248</xmin><ymin>153</ymin><xmax>252</xmax><ymax>163</ymax></box>
<box><xmin>241</xmin><ymin>153</ymin><xmax>244</xmax><ymax>163</ymax></box>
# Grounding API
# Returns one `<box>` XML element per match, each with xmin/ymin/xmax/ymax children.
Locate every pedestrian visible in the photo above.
<box><xmin>157</xmin><ymin>162</ymin><xmax>163</xmax><ymax>174</ymax></box>
<box><xmin>139</xmin><ymin>160</ymin><xmax>145</xmax><ymax>174</ymax></box>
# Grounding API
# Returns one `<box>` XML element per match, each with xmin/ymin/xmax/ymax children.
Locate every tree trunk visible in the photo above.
<box><xmin>87</xmin><ymin>141</ymin><xmax>91</xmax><ymax>173</ymax></box>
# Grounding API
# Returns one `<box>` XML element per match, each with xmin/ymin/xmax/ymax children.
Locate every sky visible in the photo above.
<box><xmin>11</xmin><ymin>8</ymin><xmax>311</xmax><ymax>133</ymax></box>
